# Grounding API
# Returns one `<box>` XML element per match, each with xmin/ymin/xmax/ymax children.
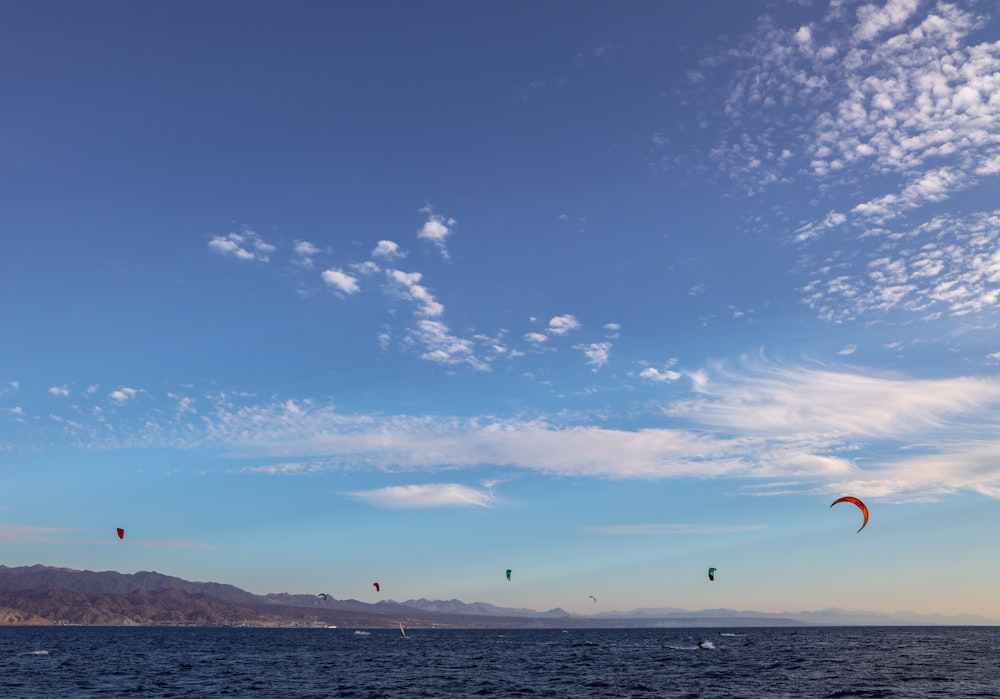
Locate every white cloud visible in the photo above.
<box><xmin>851</xmin><ymin>167</ymin><xmax>964</xmax><ymax>223</ymax></box>
<box><xmin>976</xmin><ymin>154</ymin><xmax>1000</xmax><ymax>176</ymax></box>
<box><xmin>701</xmin><ymin>0</ymin><xmax>1000</xmax><ymax>269</ymax></box>
<box><xmin>109</xmin><ymin>387</ymin><xmax>142</xmax><ymax>405</ymax></box>
<box><xmin>668</xmin><ymin>358</ymin><xmax>1000</xmax><ymax>439</ymax></box>
<box><xmin>22</xmin><ymin>360</ymin><xmax>1000</xmax><ymax>501</ymax></box>
<box><xmin>524</xmin><ymin>332</ymin><xmax>549</xmax><ymax>344</ymax></box>
<box><xmin>242</xmin><ymin>461</ymin><xmax>315</xmax><ymax>475</ymax></box>
<box><xmin>373</xmin><ymin>240</ymin><xmax>405</xmax><ymax>259</ymax></box>
<box><xmin>577</xmin><ymin>342</ymin><xmax>611</xmax><ymax>371</ymax></box>
<box><xmin>48</xmin><ymin>386</ymin><xmax>70</xmax><ymax>397</ymax></box>
<box><xmin>417</xmin><ymin>205</ymin><xmax>456</xmax><ymax>259</ymax></box>
<box><xmin>293</xmin><ymin>240</ymin><xmax>322</xmax><ymax>267</ymax></box>
<box><xmin>294</xmin><ymin>240</ymin><xmax>321</xmax><ymax>256</ymax></box>
<box><xmin>640</xmin><ymin>367</ymin><xmax>682</xmax><ymax>382</ymax></box>
<box><xmin>348</xmin><ymin>483</ymin><xmax>495</xmax><ymax>508</ymax></box>
<box><xmin>208</xmin><ymin>229</ymin><xmax>276</xmax><ymax>262</ymax></box>
<box><xmin>387</xmin><ymin>269</ymin><xmax>443</xmax><ymax>317</ymax></box>
<box><xmin>803</xmin><ymin>210</ymin><xmax>1000</xmax><ymax>320</ymax></box>
<box><xmin>547</xmin><ymin>314</ymin><xmax>581</xmax><ymax>335</ymax></box>
<box><xmin>408</xmin><ymin>320</ymin><xmax>490</xmax><ymax>371</ymax></box>
<box><xmin>168</xmin><ymin>393</ymin><xmax>196</xmax><ymax>415</ymax></box>
<box><xmin>321</xmin><ymin>268</ymin><xmax>360</xmax><ymax>295</ymax></box>
<box><xmin>853</xmin><ymin>0</ymin><xmax>920</xmax><ymax>43</ymax></box>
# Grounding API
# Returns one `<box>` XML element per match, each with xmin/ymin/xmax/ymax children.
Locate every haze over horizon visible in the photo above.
<box><xmin>3</xmin><ymin>0</ymin><xmax>1000</xmax><ymax>620</ymax></box>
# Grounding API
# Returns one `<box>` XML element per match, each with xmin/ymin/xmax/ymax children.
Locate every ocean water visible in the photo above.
<box><xmin>0</xmin><ymin>626</ymin><xmax>997</xmax><ymax>698</ymax></box>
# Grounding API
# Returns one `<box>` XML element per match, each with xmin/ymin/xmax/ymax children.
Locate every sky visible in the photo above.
<box><xmin>2</xmin><ymin>0</ymin><xmax>1000</xmax><ymax>620</ymax></box>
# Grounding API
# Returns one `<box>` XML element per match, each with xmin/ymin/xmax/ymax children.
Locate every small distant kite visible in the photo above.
<box><xmin>317</xmin><ymin>593</ymin><xmax>329</xmax><ymax>601</ymax></box>
<box><xmin>373</xmin><ymin>582</ymin><xmax>380</xmax><ymax>592</ymax></box>
<box><xmin>505</xmin><ymin>569</ymin><xmax>512</xmax><ymax>582</ymax></box>
<box><xmin>708</xmin><ymin>567</ymin><xmax>717</xmax><ymax>582</ymax></box>
<box><xmin>116</xmin><ymin>528</ymin><xmax>125</xmax><ymax>540</ymax></box>
<box><xmin>589</xmin><ymin>595</ymin><xmax>597</xmax><ymax>604</ymax></box>
<box><xmin>831</xmin><ymin>496</ymin><xmax>869</xmax><ymax>532</ymax></box>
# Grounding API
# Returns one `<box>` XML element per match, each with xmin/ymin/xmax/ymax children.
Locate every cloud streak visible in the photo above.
<box><xmin>24</xmin><ymin>358</ymin><xmax>1000</xmax><ymax>502</ymax></box>
<box><xmin>347</xmin><ymin>483</ymin><xmax>496</xmax><ymax>508</ymax></box>
<box><xmin>583</xmin><ymin>523</ymin><xmax>769</xmax><ymax>535</ymax></box>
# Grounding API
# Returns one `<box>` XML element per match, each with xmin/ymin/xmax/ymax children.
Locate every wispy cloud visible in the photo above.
<box><xmin>576</xmin><ymin>342</ymin><xmax>611</xmax><ymax>371</ymax></box>
<box><xmin>386</xmin><ymin>270</ymin><xmax>443</xmax><ymax>317</ymax></box>
<box><xmin>0</xmin><ymin>525</ymin><xmax>213</xmax><ymax>549</ymax></box>
<box><xmin>20</xmin><ymin>357</ymin><xmax>1000</xmax><ymax>500</ymax></box>
<box><xmin>347</xmin><ymin>483</ymin><xmax>496</xmax><ymax>508</ymax></box>
<box><xmin>668</xmin><ymin>356</ymin><xmax>1000</xmax><ymax>438</ymax></box>
<box><xmin>109</xmin><ymin>387</ymin><xmax>144</xmax><ymax>405</ymax></box>
<box><xmin>293</xmin><ymin>240</ymin><xmax>322</xmax><ymax>267</ymax></box>
<box><xmin>407</xmin><ymin>320</ymin><xmax>491</xmax><ymax>371</ymax></box>
<box><xmin>417</xmin><ymin>205</ymin><xmax>456</xmax><ymax>259</ymax></box>
<box><xmin>583</xmin><ymin>523</ymin><xmax>769</xmax><ymax>535</ymax></box>
<box><xmin>208</xmin><ymin>229</ymin><xmax>276</xmax><ymax>262</ymax></box>
<box><xmin>0</xmin><ymin>525</ymin><xmax>76</xmax><ymax>542</ymax></box>
<box><xmin>639</xmin><ymin>359</ymin><xmax>681</xmax><ymax>382</ymax></box>
<box><xmin>242</xmin><ymin>461</ymin><xmax>320</xmax><ymax>475</ymax></box>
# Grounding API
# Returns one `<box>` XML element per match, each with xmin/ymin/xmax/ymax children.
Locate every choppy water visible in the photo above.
<box><xmin>1</xmin><ymin>626</ymin><xmax>997</xmax><ymax>698</ymax></box>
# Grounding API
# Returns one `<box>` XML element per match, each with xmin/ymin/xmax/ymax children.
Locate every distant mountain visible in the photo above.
<box><xmin>791</xmin><ymin>607</ymin><xmax>1000</xmax><ymax>626</ymax></box>
<box><xmin>0</xmin><ymin>565</ymin><xmax>259</xmax><ymax>604</ymax></box>
<box><xmin>592</xmin><ymin>605</ymin><xmax>999</xmax><ymax>627</ymax></box>
<box><xmin>399</xmin><ymin>598</ymin><xmax>570</xmax><ymax>618</ymax></box>
<box><xmin>0</xmin><ymin>565</ymin><xmax>995</xmax><ymax>627</ymax></box>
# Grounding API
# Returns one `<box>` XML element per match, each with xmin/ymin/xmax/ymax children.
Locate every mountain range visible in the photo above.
<box><xmin>0</xmin><ymin>565</ymin><xmax>994</xmax><ymax>627</ymax></box>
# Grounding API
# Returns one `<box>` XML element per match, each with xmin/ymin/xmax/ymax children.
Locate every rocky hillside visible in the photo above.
<box><xmin>0</xmin><ymin>565</ymin><xmax>578</xmax><ymax>628</ymax></box>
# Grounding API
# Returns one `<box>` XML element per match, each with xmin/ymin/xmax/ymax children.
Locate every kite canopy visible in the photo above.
<box><xmin>589</xmin><ymin>595</ymin><xmax>597</xmax><ymax>603</ymax></box>
<box><xmin>373</xmin><ymin>582</ymin><xmax>380</xmax><ymax>592</ymax></box>
<box><xmin>116</xmin><ymin>528</ymin><xmax>125</xmax><ymax>540</ymax></box>
<box><xmin>831</xmin><ymin>496</ymin><xmax>869</xmax><ymax>532</ymax></box>
<box><xmin>505</xmin><ymin>569</ymin><xmax>511</xmax><ymax>581</ymax></box>
<box><xmin>317</xmin><ymin>593</ymin><xmax>329</xmax><ymax>600</ymax></box>
<box><xmin>708</xmin><ymin>567</ymin><xmax>717</xmax><ymax>581</ymax></box>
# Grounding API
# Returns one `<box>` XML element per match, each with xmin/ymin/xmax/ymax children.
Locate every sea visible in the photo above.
<box><xmin>1</xmin><ymin>626</ymin><xmax>997</xmax><ymax>698</ymax></box>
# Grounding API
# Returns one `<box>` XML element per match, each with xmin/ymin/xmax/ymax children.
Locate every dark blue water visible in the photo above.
<box><xmin>1</xmin><ymin>626</ymin><xmax>997</xmax><ymax>698</ymax></box>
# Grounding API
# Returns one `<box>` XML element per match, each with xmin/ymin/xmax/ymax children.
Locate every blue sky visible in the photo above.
<box><xmin>3</xmin><ymin>0</ymin><xmax>1000</xmax><ymax>620</ymax></box>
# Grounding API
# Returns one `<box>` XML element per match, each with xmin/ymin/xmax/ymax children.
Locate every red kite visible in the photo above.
<box><xmin>831</xmin><ymin>496</ymin><xmax>869</xmax><ymax>532</ymax></box>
